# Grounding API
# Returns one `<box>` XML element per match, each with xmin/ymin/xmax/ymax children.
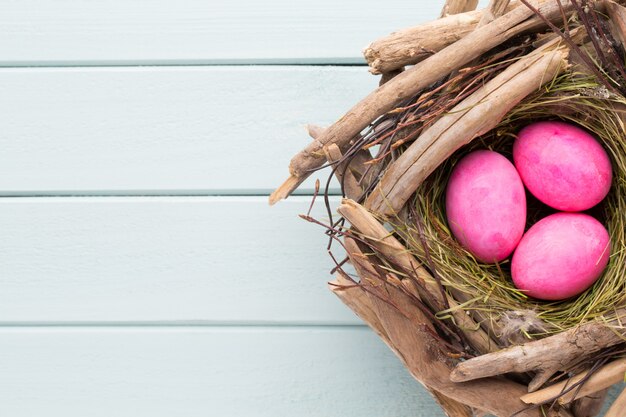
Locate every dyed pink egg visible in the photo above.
<box><xmin>511</xmin><ymin>213</ymin><xmax>610</xmax><ymax>300</ymax></box>
<box><xmin>513</xmin><ymin>120</ymin><xmax>612</xmax><ymax>211</ymax></box>
<box><xmin>446</xmin><ymin>150</ymin><xmax>526</xmax><ymax>263</ymax></box>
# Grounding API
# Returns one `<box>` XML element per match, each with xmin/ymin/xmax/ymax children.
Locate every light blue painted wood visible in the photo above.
<box><xmin>0</xmin><ymin>196</ymin><xmax>359</xmax><ymax>324</ymax></box>
<box><xmin>0</xmin><ymin>66</ymin><xmax>378</xmax><ymax>195</ymax></box>
<box><xmin>0</xmin><ymin>0</ymin><xmax>441</xmax><ymax>66</ymax></box>
<box><xmin>1</xmin><ymin>0</ymin><xmax>620</xmax><ymax>413</ymax></box>
<box><xmin>0</xmin><ymin>326</ymin><xmax>444</xmax><ymax>417</ymax></box>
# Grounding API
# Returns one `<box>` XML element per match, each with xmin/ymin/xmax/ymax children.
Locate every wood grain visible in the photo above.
<box><xmin>0</xmin><ymin>0</ymin><xmax>441</xmax><ymax>66</ymax></box>
<box><xmin>0</xmin><ymin>66</ymin><xmax>377</xmax><ymax>195</ymax></box>
<box><xmin>0</xmin><ymin>327</ymin><xmax>445</xmax><ymax>417</ymax></box>
<box><xmin>0</xmin><ymin>196</ymin><xmax>358</xmax><ymax>324</ymax></box>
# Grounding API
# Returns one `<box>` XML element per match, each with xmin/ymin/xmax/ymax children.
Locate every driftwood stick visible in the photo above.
<box><xmin>441</xmin><ymin>0</ymin><xmax>479</xmax><ymax>17</ymax></box>
<box><xmin>604</xmin><ymin>386</ymin><xmax>626</xmax><ymax>417</ymax></box>
<box><xmin>365</xmin><ymin>41</ymin><xmax>569</xmax><ymax>215</ymax></box>
<box><xmin>364</xmin><ymin>10</ymin><xmax>483</xmax><ymax>75</ymax></box>
<box><xmin>450</xmin><ymin>310</ymin><xmax>626</xmax><ymax>386</ymax></box>
<box><xmin>349</xmin><ymin>150</ymin><xmax>379</xmax><ymax>193</ymax></box>
<box><xmin>343</xmin><ymin>237</ymin><xmax>438</xmax><ymax>333</ymax></box>
<box><xmin>571</xmin><ymin>388</ymin><xmax>608</xmax><ymax>417</ymax></box>
<box><xmin>334</xmin><ymin>247</ymin><xmax>480</xmax><ymax>417</ymax></box>
<box><xmin>308</xmin><ymin>124</ymin><xmax>376</xmax><ymax>193</ymax></box>
<box><xmin>330</xmin><ymin>272</ymin><xmax>478</xmax><ymax>417</ymax></box>
<box><xmin>338</xmin><ymin>200</ymin><xmax>446</xmax><ymax>311</ymax></box>
<box><xmin>521</xmin><ymin>359</ymin><xmax>626</xmax><ymax>405</ymax></box>
<box><xmin>430</xmin><ymin>391</ymin><xmax>475</xmax><ymax>417</ymax></box>
<box><xmin>365</xmin><ymin>289</ymin><xmax>541</xmax><ymax>416</ymax></box>
<box><xmin>606</xmin><ymin>0</ymin><xmax>626</xmax><ymax>47</ymax></box>
<box><xmin>478</xmin><ymin>0</ymin><xmax>512</xmax><ymax>26</ymax></box>
<box><xmin>269</xmin><ymin>0</ymin><xmax>578</xmax><ymax>205</ymax></box>
<box><xmin>529</xmin><ymin>369</ymin><xmax>557</xmax><ymax>393</ymax></box>
<box><xmin>365</xmin><ymin>3</ymin><xmax>519</xmax><ymax>75</ymax></box>
<box><xmin>329</xmin><ymin>272</ymin><xmax>390</xmax><ymax>343</ymax></box>
<box><xmin>331</xmin><ymin>260</ymin><xmax>540</xmax><ymax>416</ymax></box>
<box><xmin>323</xmin><ymin>144</ymin><xmax>362</xmax><ymax>200</ymax></box>
<box><xmin>337</xmin><ymin>199</ymin><xmax>497</xmax><ymax>354</ymax></box>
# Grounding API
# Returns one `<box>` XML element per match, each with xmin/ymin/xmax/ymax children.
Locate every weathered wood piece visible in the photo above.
<box><xmin>330</xmin><ymin>271</ymin><xmax>476</xmax><ymax>417</ymax></box>
<box><xmin>365</xmin><ymin>42</ymin><xmax>569</xmax><ymax>215</ymax></box>
<box><xmin>332</xmin><ymin>243</ymin><xmax>540</xmax><ymax>415</ymax></box>
<box><xmin>430</xmin><ymin>391</ymin><xmax>475</xmax><ymax>417</ymax></box>
<box><xmin>337</xmin><ymin>199</ymin><xmax>497</xmax><ymax>354</ymax></box>
<box><xmin>571</xmin><ymin>389</ymin><xmax>608</xmax><ymax>417</ymax></box>
<box><xmin>365</xmin><ymin>287</ymin><xmax>542</xmax><ymax>416</ymax></box>
<box><xmin>521</xmin><ymin>359</ymin><xmax>626</xmax><ymax>405</ymax></box>
<box><xmin>607</xmin><ymin>0</ymin><xmax>626</xmax><ymax>47</ymax></box>
<box><xmin>364</xmin><ymin>3</ymin><xmax>519</xmax><ymax>74</ymax></box>
<box><xmin>343</xmin><ymin>237</ymin><xmax>436</xmax><ymax>333</ymax></box>
<box><xmin>450</xmin><ymin>310</ymin><xmax>626</xmax><ymax>389</ymax></box>
<box><xmin>364</xmin><ymin>10</ymin><xmax>483</xmax><ymax>75</ymax></box>
<box><xmin>330</xmin><ymin>272</ymin><xmax>390</xmax><ymax>342</ymax></box>
<box><xmin>307</xmin><ymin>125</ymin><xmax>375</xmax><ymax>195</ymax></box>
<box><xmin>323</xmin><ymin>144</ymin><xmax>362</xmax><ymax>199</ymax></box>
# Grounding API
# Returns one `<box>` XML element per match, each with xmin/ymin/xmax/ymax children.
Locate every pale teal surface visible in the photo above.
<box><xmin>0</xmin><ymin>1</ymin><xmax>449</xmax><ymax>415</ymax></box>
<box><xmin>0</xmin><ymin>0</ymin><xmax>618</xmax><ymax>415</ymax></box>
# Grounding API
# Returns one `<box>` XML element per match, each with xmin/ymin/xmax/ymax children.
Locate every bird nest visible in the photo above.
<box><xmin>410</xmin><ymin>74</ymin><xmax>626</xmax><ymax>338</ymax></box>
<box><xmin>271</xmin><ymin>1</ymin><xmax>626</xmax><ymax>416</ymax></box>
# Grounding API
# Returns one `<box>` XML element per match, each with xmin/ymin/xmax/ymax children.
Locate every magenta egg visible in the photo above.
<box><xmin>446</xmin><ymin>150</ymin><xmax>526</xmax><ymax>263</ymax></box>
<box><xmin>511</xmin><ymin>213</ymin><xmax>610</xmax><ymax>300</ymax></box>
<box><xmin>513</xmin><ymin>120</ymin><xmax>612</xmax><ymax>211</ymax></box>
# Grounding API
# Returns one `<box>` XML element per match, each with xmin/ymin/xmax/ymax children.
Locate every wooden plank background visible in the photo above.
<box><xmin>0</xmin><ymin>327</ymin><xmax>430</xmax><ymax>417</ymax></box>
<box><xmin>0</xmin><ymin>66</ymin><xmax>372</xmax><ymax>194</ymax></box>
<box><xmin>0</xmin><ymin>196</ymin><xmax>356</xmax><ymax>324</ymax></box>
<box><xmin>0</xmin><ymin>0</ymin><xmax>441</xmax><ymax>66</ymax></box>
<box><xmin>1</xmin><ymin>0</ymin><xmax>620</xmax><ymax>415</ymax></box>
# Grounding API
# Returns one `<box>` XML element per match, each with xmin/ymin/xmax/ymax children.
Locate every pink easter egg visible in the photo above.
<box><xmin>511</xmin><ymin>213</ymin><xmax>610</xmax><ymax>300</ymax></box>
<box><xmin>446</xmin><ymin>150</ymin><xmax>526</xmax><ymax>263</ymax></box>
<box><xmin>513</xmin><ymin>120</ymin><xmax>612</xmax><ymax>211</ymax></box>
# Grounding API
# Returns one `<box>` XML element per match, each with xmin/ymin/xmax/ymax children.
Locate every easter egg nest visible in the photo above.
<box><xmin>409</xmin><ymin>75</ymin><xmax>626</xmax><ymax>337</ymax></box>
<box><xmin>271</xmin><ymin>1</ymin><xmax>626</xmax><ymax>416</ymax></box>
